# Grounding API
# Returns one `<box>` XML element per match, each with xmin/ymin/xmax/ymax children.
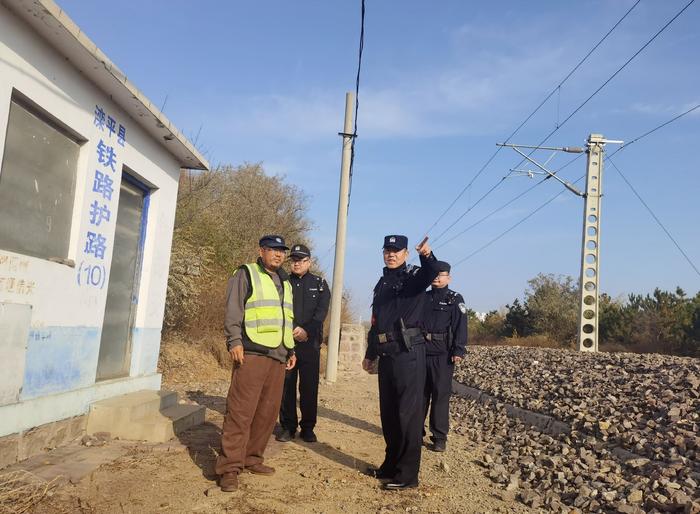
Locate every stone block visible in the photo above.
<box><xmin>337</xmin><ymin>323</ymin><xmax>366</xmax><ymax>372</ymax></box>
<box><xmin>19</xmin><ymin>415</ymin><xmax>86</xmax><ymax>461</ymax></box>
<box><xmin>0</xmin><ymin>433</ymin><xmax>20</xmax><ymax>469</ymax></box>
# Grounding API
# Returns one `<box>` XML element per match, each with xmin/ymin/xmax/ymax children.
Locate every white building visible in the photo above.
<box><xmin>0</xmin><ymin>0</ymin><xmax>208</xmax><ymax>464</ymax></box>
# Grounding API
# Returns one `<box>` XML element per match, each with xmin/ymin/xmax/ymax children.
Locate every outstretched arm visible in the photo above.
<box><xmin>404</xmin><ymin>241</ymin><xmax>440</xmax><ymax>295</ymax></box>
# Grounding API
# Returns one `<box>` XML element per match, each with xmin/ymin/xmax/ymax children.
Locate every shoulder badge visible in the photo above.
<box><xmin>445</xmin><ymin>290</ymin><xmax>458</xmax><ymax>304</ymax></box>
<box><xmin>458</xmin><ymin>302</ymin><xmax>467</xmax><ymax>314</ymax></box>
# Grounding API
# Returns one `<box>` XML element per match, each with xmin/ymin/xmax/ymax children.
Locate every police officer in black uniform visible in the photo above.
<box><xmin>277</xmin><ymin>244</ymin><xmax>331</xmax><ymax>443</ymax></box>
<box><xmin>362</xmin><ymin>235</ymin><xmax>440</xmax><ymax>490</ymax></box>
<box><xmin>422</xmin><ymin>261</ymin><xmax>467</xmax><ymax>452</ymax></box>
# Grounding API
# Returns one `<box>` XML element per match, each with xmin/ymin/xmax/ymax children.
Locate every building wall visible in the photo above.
<box><xmin>0</xmin><ymin>3</ymin><xmax>181</xmax><ymax>436</ymax></box>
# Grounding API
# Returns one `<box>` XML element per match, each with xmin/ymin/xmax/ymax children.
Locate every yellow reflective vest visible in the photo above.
<box><xmin>242</xmin><ymin>263</ymin><xmax>294</xmax><ymax>349</ymax></box>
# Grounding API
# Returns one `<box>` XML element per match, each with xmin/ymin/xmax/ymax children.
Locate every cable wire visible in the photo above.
<box><xmin>608</xmin><ymin>103</ymin><xmax>700</xmax><ymax>159</ymax></box>
<box><xmin>347</xmin><ymin>0</ymin><xmax>365</xmax><ymax>205</ymax></box>
<box><xmin>421</xmin><ymin>0</ymin><xmax>642</xmax><ymax>237</ymax></box>
<box><xmin>435</xmin><ymin>153</ymin><xmax>585</xmax><ymax>250</ymax></box>
<box><xmin>452</xmin><ymin>176</ymin><xmax>584</xmax><ymax>268</ymax></box>
<box><xmin>450</xmin><ymin>101</ymin><xmax>700</xmax><ymax>266</ymax></box>
<box><xmin>607</xmin><ymin>158</ymin><xmax>700</xmax><ymax>277</ymax></box>
<box><xmin>431</xmin><ymin>0</ymin><xmax>694</xmax><ymax>245</ymax></box>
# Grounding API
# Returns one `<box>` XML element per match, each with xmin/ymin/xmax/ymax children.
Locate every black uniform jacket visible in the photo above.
<box><xmin>423</xmin><ymin>287</ymin><xmax>468</xmax><ymax>358</ymax></box>
<box><xmin>365</xmin><ymin>253</ymin><xmax>440</xmax><ymax>360</ymax></box>
<box><xmin>289</xmin><ymin>271</ymin><xmax>331</xmax><ymax>345</ymax></box>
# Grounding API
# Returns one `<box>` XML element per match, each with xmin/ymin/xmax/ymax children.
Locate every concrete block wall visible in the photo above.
<box><xmin>0</xmin><ymin>415</ymin><xmax>86</xmax><ymax>469</ymax></box>
<box><xmin>337</xmin><ymin>323</ymin><xmax>367</xmax><ymax>372</ymax></box>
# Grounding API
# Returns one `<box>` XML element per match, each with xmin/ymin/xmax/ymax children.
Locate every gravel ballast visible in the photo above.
<box><xmin>451</xmin><ymin>346</ymin><xmax>700</xmax><ymax>513</ymax></box>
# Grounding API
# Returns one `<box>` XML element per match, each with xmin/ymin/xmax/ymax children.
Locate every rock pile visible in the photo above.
<box><xmin>451</xmin><ymin>346</ymin><xmax>700</xmax><ymax>513</ymax></box>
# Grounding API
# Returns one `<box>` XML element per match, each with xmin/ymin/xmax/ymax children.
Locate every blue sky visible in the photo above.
<box><xmin>58</xmin><ymin>0</ymin><xmax>700</xmax><ymax>316</ymax></box>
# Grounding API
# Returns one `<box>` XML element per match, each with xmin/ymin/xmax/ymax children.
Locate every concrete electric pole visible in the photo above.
<box><xmin>498</xmin><ymin>133</ymin><xmax>622</xmax><ymax>352</ymax></box>
<box><xmin>576</xmin><ymin>134</ymin><xmax>605</xmax><ymax>352</ymax></box>
<box><xmin>325</xmin><ymin>92</ymin><xmax>355</xmax><ymax>383</ymax></box>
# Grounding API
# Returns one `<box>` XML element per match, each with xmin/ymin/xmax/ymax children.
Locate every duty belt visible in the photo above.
<box><xmin>377</xmin><ymin>327</ymin><xmax>423</xmax><ymax>345</ymax></box>
<box><xmin>424</xmin><ymin>332</ymin><xmax>449</xmax><ymax>342</ymax></box>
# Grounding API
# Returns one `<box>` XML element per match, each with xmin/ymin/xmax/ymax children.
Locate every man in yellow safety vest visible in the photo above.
<box><xmin>216</xmin><ymin>235</ymin><xmax>297</xmax><ymax>492</ymax></box>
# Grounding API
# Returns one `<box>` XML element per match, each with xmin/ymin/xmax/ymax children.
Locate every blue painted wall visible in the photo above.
<box><xmin>21</xmin><ymin>326</ymin><xmax>101</xmax><ymax>399</ymax></box>
<box><xmin>129</xmin><ymin>327</ymin><xmax>162</xmax><ymax>376</ymax></box>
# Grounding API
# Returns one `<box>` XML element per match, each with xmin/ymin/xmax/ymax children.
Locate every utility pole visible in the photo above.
<box><xmin>498</xmin><ymin>133</ymin><xmax>622</xmax><ymax>352</ymax></box>
<box><xmin>325</xmin><ymin>92</ymin><xmax>355</xmax><ymax>383</ymax></box>
<box><xmin>576</xmin><ymin>134</ymin><xmax>605</xmax><ymax>352</ymax></box>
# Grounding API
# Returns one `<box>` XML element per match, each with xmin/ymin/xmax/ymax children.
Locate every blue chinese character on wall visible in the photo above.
<box><xmin>94</xmin><ymin>105</ymin><xmax>106</xmax><ymax>130</ymax></box>
<box><xmin>89</xmin><ymin>200</ymin><xmax>111</xmax><ymax>226</ymax></box>
<box><xmin>118</xmin><ymin>124</ymin><xmax>126</xmax><ymax>146</ymax></box>
<box><xmin>84</xmin><ymin>232</ymin><xmax>107</xmax><ymax>259</ymax></box>
<box><xmin>106</xmin><ymin>116</ymin><xmax>117</xmax><ymax>137</ymax></box>
<box><xmin>92</xmin><ymin>170</ymin><xmax>114</xmax><ymax>201</ymax></box>
<box><xmin>96</xmin><ymin>139</ymin><xmax>117</xmax><ymax>172</ymax></box>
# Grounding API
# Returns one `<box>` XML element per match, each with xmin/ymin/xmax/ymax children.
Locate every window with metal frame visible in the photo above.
<box><xmin>0</xmin><ymin>91</ymin><xmax>85</xmax><ymax>263</ymax></box>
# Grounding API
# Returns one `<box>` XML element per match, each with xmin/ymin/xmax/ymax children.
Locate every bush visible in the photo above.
<box><xmin>467</xmin><ymin>273</ymin><xmax>699</xmax><ymax>357</ymax></box>
<box><xmin>165</xmin><ymin>163</ymin><xmax>313</xmax><ymax>335</ymax></box>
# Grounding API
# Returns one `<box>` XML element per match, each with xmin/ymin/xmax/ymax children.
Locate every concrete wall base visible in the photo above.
<box><xmin>0</xmin><ymin>415</ymin><xmax>86</xmax><ymax>470</ymax></box>
<box><xmin>0</xmin><ymin>373</ymin><xmax>161</xmax><ymax>437</ymax></box>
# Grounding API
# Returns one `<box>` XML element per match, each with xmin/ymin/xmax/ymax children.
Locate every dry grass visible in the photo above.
<box><xmin>158</xmin><ymin>334</ymin><xmax>230</xmax><ymax>385</ymax></box>
<box><xmin>200</xmin><ymin>333</ymin><xmax>232</xmax><ymax>368</ymax></box>
<box><xmin>475</xmin><ymin>334</ymin><xmax>572</xmax><ymax>349</ymax></box>
<box><xmin>0</xmin><ymin>470</ymin><xmax>60</xmax><ymax>514</ymax></box>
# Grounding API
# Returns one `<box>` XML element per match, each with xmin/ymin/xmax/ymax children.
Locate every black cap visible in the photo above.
<box><xmin>290</xmin><ymin>244</ymin><xmax>311</xmax><ymax>258</ymax></box>
<box><xmin>383</xmin><ymin>234</ymin><xmax>408</xmax><ymax>250</ymax></box>
<box><xmin>435</xmin><ymin>260</ymin><xmax>451</xmax><ymax>273</ymax></box>
<box><xmin>259</xmin><ymin>235</ymin><xmax>289</xmax><ymax>250</ymax></box>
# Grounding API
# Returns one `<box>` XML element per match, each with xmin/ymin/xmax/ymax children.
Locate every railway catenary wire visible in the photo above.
<box><xmin>428</xmin><ymin>0</ymin><xmax>695</xmax><ymax>247</ymax></box>
<box><xmin>608</xmin><ymin>158</ymin><xmax>700</xmax><ymax>277</ymax></box>
<box><xmin>433</xmin><ymin>153</ymin><xmax>585</xmax><ymax>250</ymax></box>
<box><xmin>420</xmin><ymin>0</ymin><xmax>643</xmax><ymax>240</ymax></box>
<box><xmin>448</xmin><ymin>103</ymin><xmax>700</xmax><ymax>272</ymax></box>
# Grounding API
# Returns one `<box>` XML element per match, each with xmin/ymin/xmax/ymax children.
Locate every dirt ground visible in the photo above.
<box><xmin>25</xmin><ymin>343</ymin><xmax>530</xmax><ymax>514</ymax></box>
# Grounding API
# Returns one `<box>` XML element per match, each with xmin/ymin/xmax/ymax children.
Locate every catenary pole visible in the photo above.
<box><xmin>577</xmin><ymin>134</ymin><xmax>606</xmax><ymax>352</ymax></box>
<box><xmin>497</xmin><ymin>134</ymin><xmax>621</xmax><ymax>352</ymax></box>
<box><xmin>325</xmin><ymin>92</ymin><xmax>355</xmax><ymax>383</ymax></box>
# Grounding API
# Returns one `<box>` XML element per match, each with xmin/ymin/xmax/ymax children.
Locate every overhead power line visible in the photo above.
<box><xmin>434</xmin><ymin>153</ymin><xmax>585</xmax><ymax>250</ymax></box>
<box><xmin>525</xmin><ymin>0</ymin><xmax>696</xmax><ymax>153</ymax></box>
<box><xmin>450</xmin><ymin>102</ymin><xmax>700</xmax><ymax>267</ymax></box>
<box><xmin>431</xmin><ymin>0</ymin><xmax>694</xmax><ymax>245</ymax></box>
<box><xmin>607</xmin><ymin>103</ymin><xmax>700</xmax><ymax>159</ymax></box>
<box><xmin>421</xmin><ymin>0</ymin><xmax>643</xmax><ymax>238</ymax></box>
<box><xmin>452</xmin><ymin>176</ymin><xmax>584</xmax><ymax>268</ymax></box>
<box><xmin>347</xmin><ymin>0</ymin><xmax>365</xmax><ymax>205</ymax></box>
<box><xmin>608</xmin><ymin>159</ymin><xmax>700</xmax><ymax>277</ymax></box>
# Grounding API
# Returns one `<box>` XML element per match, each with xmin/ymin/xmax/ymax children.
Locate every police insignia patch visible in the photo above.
<box><xmin>458</xmin><ymin>303</ymin><xmax>467</xmax><ymax>314</ymax></box>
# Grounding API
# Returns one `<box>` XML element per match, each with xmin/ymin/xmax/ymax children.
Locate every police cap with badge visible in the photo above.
<box><xmin>259</xmin><ymin>234</ymin><xmax>289</xmax><ymax>250</ymax></box>
<box><xmin>434</xmin><ymin>260</ymin><xmax>467</xmax><ymax>314</ymax></box>
<box><xmin>383</xmin><ymin>235</ymin><xmax>408</xmax><ymax>250</ymax></box>
<box><xmin>290</xmin><ymin>244</ymin><xmax>311</xmax><ymax>259</ymax></box>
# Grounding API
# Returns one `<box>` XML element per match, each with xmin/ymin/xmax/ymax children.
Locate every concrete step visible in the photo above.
<box><xmin>86</xmin><ymin>390</ymin><xmax>189</xmax><ymax>440</ymax></box>
<box><xmin>87</xmin><ymin>390</ymin><xmax>177</xmax><ymax>428</ymax></box>
<box><xmin>128</xmin><ymin>404</ymin><xmax>206</xmax><ymax>442</ymax></box>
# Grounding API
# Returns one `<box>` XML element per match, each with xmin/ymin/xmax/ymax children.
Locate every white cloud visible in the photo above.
<box><xmin>615</xmin><ymin>100</ymin><xmax>700</xmax><ymax>118</ymax></box>
<box><xmin>213</xmin><ymin>19</ymin><xmax>599</xmax><ymax>143</ymax></box>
